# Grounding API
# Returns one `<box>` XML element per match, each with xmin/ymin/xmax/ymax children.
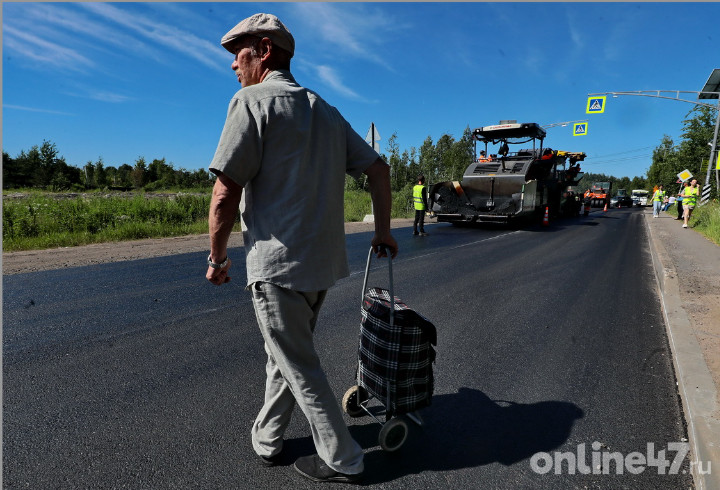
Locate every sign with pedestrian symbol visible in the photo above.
<box><xmin>586</xmin><ymin>96</ymin><xmax>606</xmax><ymax>114</ymax></box>
<box><xmin>573</xmin><ymin>123</ymin><xmax>588</xmax><ymax>136</ymax></box>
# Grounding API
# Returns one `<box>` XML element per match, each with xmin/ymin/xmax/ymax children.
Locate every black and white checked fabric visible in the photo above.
<box><xmin>358</xmin><ymin>287</ymin><xmax>436</xmax><ymax>416</ymax></box>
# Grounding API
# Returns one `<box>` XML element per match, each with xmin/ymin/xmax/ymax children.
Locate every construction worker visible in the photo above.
<box><xmin>413</xmin><ymin>175</ymin><xmax>429</xmax><ymax>236</ymax></box>
<box><xmin>478</xmin><ymin>150</ymin><xmax>489</xmax><ymax>162</ymax></box>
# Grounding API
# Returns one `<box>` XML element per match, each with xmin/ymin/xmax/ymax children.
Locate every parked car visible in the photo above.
<box><xmin>614</xmin><ymin>194</ymin><xmax>634</xmax><ymax>208</ymax></box>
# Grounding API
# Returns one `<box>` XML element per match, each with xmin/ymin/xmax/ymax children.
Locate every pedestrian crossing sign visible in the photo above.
<box><xmin>573</xmin><ymin>123</ymin><xmax>588</xmax><ymax>136</ymax></box>
<box><xmin>586</xmin><ymin>96</ymin><xmax>606</xmax><ymax>114</ymax></box>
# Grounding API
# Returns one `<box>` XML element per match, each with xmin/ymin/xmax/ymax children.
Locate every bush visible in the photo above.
<box><xmin>693</xmin><ymin>201</ymin><xmax>720</xmax><ymax>245</ymax></box>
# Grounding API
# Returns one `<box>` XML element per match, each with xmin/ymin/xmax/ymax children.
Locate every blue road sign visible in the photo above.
<box><xmin>586</xmin><ymin>96</ymin><xmax>606</xmax><ymax>114</ymax></box>
<box><xmin>573</xmin><ymin>123</ymin><xmax>588</xmax><ymax>136</ymax></box>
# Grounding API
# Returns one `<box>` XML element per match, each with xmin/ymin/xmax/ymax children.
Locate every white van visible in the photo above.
<box><xmin>631</xmin><ymin>189</ymin><xmax>649</xmax><ymax>207</ymax></box>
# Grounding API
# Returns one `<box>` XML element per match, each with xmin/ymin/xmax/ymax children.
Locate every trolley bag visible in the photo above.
<box><xmin>358</xmin><ymin>246</ymin><xmax>437</xmax><ymax>417</ymax></box>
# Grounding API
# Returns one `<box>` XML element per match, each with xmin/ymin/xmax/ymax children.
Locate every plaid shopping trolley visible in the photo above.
<box><xmin>341</xmin><ymin>246</ymin><xmax>437</xmax><ymax>452</ymax></box>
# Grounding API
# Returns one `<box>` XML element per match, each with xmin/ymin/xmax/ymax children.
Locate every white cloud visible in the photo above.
<box><xmin>85</xmin><ymin>91</ymin><xmax>135</xmax><ymax>104</ymax></box>
<box><xmin>565</xmin><ymin>9</ymin><xmax>585</xmax><ymax>53</ymax></box>
<box><xmin>522</xmin><ymin>48</ymin><xmax>545</xmax><ymax>74</ymax></box>
<box><xmin>3</xmin><ymin>24</ymin><xmax>95</xmax><ymax>71</ymax></box>
<box><xmin>315</xmin><ymin>65</ymin><xmax>362</xmax><ymax>100</ymax></box>
<box><xmin>34</xmin><ymin>3</ymin><xmax>168</xmax><ymax>64</ymax></box>
<box><xmin>77</xmin><ymin>3</ymin><xmax>227</xmax><ymax>73</ymax></box>
<box><xmin>4</xmin><ymin>104</ymin><xmax>75</xmax><ymax>116</ymax></box>
<box><xmin>290</xmin><ymin>3</ymin><xmax>397</xmax><ymax>71</ymax></box>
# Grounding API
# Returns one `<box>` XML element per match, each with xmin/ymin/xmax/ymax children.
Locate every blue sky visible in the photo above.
<box><xmin>3</xmin><ymin>2</ymin><xmax>718</xmax><ymax>179</ymax></box>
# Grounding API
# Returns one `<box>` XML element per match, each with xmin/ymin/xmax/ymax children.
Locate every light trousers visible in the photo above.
<box><xmin>250</xmin><ymin>281</ymin><xmax>364</xmax><ymax>474</ymax></box>
<box><xmin>653</xmin><ymin>201</ymin><xmax>662</xmax><ymax>216</ymax></box>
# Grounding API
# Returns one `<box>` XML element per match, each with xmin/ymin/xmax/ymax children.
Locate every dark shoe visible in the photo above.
<box><xmin>293</xmin><ymin>454</ymin><xmax>363</xmax><ymax>484</ymax></box>
<box><xmin>258</xmin><ymin>452</ymin><xmax>283</xmax><ymax>467</ymax></box>
<box><xmin>413</xmin><ymin>231</ymin><xmax>419</xmax><ymax>236</ymax></box>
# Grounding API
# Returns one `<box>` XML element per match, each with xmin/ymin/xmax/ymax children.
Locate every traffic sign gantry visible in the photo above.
<box><xmin>586</xmin><ymin>96</ymin><xmax>606</xmax><ymax>114</ymax></box>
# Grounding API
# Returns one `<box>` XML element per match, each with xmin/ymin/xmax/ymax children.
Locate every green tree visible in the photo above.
<box><xmin>647</xmin><ymin>136</ymin><xmax>680</xmax><ymax>192</ymax></box>
<box><xmin>2</xmin><ymin>151</ymin><xmax>31</xmax><ymax>188</ymax></box>
<box><xmin>435</xmin><ymin>134</ymin><xmax>455</xmax><ymax>181</ymax></box>
<box><xmin>116</xmin><ymin>164</ymin><xmax>133</xmax><ymax>188</ymax></box>
<box><xmin>647</xmin><ymin>105</ymin><xmax>718</xmax><ymax>199</ymax></box>
<box><xmin>385</xmin><ymin>132</ymin><xmax>405</xmax><ymax>192</ymax></box>
<box><xmin>132</xmin><ymin>157</ymin><xmax>147</xmax><ymax>189</ymax></box>
<box><xmin>447</xmin><ymin>126</ymin><xmax>474</xmax><ymax>181</ymax></box>
<box><xmin>405</xmin><ymin>147</ymin><xmax>419</xmax><ymax>184</ymax></box>
<box><xmin>630</xmin><ymin>176</ymin><xmax>648</xmax><ymax>190</ymax></box>
<box><xmin>94</xmin><ymin>158</ymin><xmax>108</xmax><ymax>188</ymax></box>
<box><xmin>146</xmin><ymin>158</ymin><xmax>177</xmax><ymax>189</ymax></box>
<box><xmin>82</xmin><ymin>161</ymin><xmax>96</xmax><ymax>188</ymax></box>
<box><xmin>418</xmin><ymin>136</ymin><xmax>439</xmax><ymax>184</ymax></box>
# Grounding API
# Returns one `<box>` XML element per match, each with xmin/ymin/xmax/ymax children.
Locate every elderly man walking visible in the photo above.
<box><xmin>205</xmin><ymin>13</ymin><xmax>398</xmax><ymax>484</ymax></box>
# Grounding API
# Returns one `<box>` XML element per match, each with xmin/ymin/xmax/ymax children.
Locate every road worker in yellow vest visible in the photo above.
<box><xmin>413</xmin><ymin>175</ymin><xmax>429</xmax><ymax>236</ymax></box>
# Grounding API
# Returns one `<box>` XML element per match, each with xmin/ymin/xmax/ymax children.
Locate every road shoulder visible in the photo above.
<box><xmin>1</xmin><ymin>218</ymin><xmax>415</xmax><ymax>275</ymax></box>
<box><xmin>644</xmin><ymin>207</ymin><xmax>720</xmax><ymax>489</ymax></box>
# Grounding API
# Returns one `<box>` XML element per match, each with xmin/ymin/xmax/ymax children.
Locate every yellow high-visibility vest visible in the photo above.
<box><xmin>413</xmin><ymin>184</ymin><xmax>426</xmax><ymax>211</ymax></box>
<box><xmin>652</xmin><ymin>190</ymin><xmax>665</xmax><ymax>202</ymax></box>
<box><xmin>683</xmin><ymin>186</ymin><xmax>698</xmax><ymax>206</ymax></box>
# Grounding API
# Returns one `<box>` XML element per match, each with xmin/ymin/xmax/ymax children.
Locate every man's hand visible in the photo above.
<box><xmin>206</xmin><ymin>258</ymin><xmax>233</xmax><ymax>286</ymax></box>
<box><xmin>371</xmin><ymin>234</ymin><xmax>398</xmax><ymax>259</ymax></box>
<box><xmin>206</xmin><ymin>173</ymin><xmax>242</xmax><ymax>286</ymax></box>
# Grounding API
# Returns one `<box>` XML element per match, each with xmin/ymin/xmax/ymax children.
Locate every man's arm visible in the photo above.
<box><xmin>206</xmin><ymin>173</ymin><xmax>243</xmax><ymax>285</ymax></box>
<box><xmin>364</xmin><ymin>158</ymin><xmax>398</xmax><ymax>259</ymax></box>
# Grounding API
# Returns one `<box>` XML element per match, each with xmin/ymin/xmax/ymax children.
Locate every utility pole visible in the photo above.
<box><xmin>699</xmin><ymin>69</ymin><xmax>720</xmax><ymax>197</ymax></box>
<box><xmin>364</xmin><ymin>123</ymin><xmax>381</xmax><ymax>222</ymax></box>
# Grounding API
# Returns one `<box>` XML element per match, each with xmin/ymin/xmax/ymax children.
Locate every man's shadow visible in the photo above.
<box><xmin>267</xmin><ymin>388</ymin><xmax>582</xmax><ymax>485</ymax></box>
<box><xmin>350</xmin><ymin>387</ymin><xmax>583</xmax><ymax>484</ymax></box>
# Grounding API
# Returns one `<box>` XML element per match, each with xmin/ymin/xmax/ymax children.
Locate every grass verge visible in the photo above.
<box><xmin>691</xmin><ymin>201</ymin><xmax>720</xmax><ymax>246</ymax></box>
<box><xmin>3</xmin><ymin>190</ymin><xmax>414</xmax><ymax>252</ymax></box>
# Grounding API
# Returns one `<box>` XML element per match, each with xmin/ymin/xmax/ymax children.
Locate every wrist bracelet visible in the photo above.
<box><xmin>207</xmin><ymin>254</ymin><xmax>229</xmax><ymax>269</ymax></box>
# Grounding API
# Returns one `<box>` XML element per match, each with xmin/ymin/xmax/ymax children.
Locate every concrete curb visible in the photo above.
<box><xmin>644</xmin><ymin>213</ymin><xmax>719</xmax><ymax>489</ymax></box>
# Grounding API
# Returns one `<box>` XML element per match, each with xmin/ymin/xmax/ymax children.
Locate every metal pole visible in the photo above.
<box><xmin>705</xmin><ymin>99</ymin><xmax>720</xmax><ymax>190</ymax></box>
<box><xmin>371</xmin><ymin>123</ymin><xmax>375</xmax><ymax>216</ymax></box>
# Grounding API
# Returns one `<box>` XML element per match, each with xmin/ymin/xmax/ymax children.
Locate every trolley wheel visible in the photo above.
<box><xmin>342</xmin><ymin>385</ymin><xmax>369</xmax><ymax>418</ymax></box>
<box><xmin>378</xmin><ymin>416</ymin><xmax>409</xmax><ymax>452</ymax></box>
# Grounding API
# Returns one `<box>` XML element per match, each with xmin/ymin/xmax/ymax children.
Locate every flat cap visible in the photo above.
<box><xmin>221</xmin><ymin>13</ymin><xmax>295</xmax><ymax>57</ymax></box>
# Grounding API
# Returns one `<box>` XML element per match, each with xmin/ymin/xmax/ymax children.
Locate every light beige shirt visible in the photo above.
<box><xmin>209</xmin><ymin>70</ymin><xmax>379</xmax><ymax>291</ymax></box>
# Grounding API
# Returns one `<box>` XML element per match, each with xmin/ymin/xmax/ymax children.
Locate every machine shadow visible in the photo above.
<box><xmin>351</xmin><ymin>387</ymin><xmax>584</xmax><ymax>484</ymax></box>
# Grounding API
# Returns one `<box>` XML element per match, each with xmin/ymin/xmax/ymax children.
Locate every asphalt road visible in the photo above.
<box><xmin>3</xmin><ymin>208</ymin><xmax>694</xmax><ymax>489</ymax></box>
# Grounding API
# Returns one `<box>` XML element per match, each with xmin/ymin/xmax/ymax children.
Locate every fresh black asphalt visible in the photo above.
<box><xmin>3</xmin><ymin>208</ymin><xmax>694</xmax><ymax>489</ymax></box>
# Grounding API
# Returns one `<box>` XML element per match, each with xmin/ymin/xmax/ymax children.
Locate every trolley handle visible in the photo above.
<box><xmin>362</xmin><ymin>245</ymin><xmax>395</xmax><ymax>327</ymax></box>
